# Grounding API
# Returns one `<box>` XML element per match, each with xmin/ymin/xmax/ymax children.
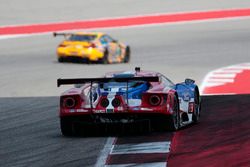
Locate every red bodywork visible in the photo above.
<box><xmin>59</xmin><ymin>71</ymin><xmax>177</xmax><ymax>118</ymax></box>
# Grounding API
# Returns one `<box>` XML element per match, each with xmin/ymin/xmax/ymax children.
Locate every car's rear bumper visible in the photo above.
<box><xmin>60</xmin><ymin>107</ymin><xmax>171</xmax><ymax>117</ymax></box>
<box><xmin>58</xmin><ymin>56</ymin><xmax>91</xmax><ymax>63</ymax></box>
<box><xmin>57</xmin><ymin>48</ymin><xmax>103</xmax><ymax>61</ymax></box>
<box><xmin>60</xmin><ymin>113</ymin><xmax>171</xmax><ymax>124</ymax></box>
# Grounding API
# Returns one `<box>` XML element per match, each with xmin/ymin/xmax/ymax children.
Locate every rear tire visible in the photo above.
<box><xmin>58</xmin><ymin>57</ymin><xmax>64</xmax><ymax>63</ymax></box>
<box><xmin>154</xmin><ymin>96</ymin><xmax>180</xmax><ymax>131</ymax></box>
<box><xmin>192</xmin><ymin>89</ymin><xmax>201</xmax><ymax>123</ymax></box>
<box><xmin>100</xmin><ymin>50</ymin><xmax>109</xmax><ymax>64</ymax></box>
<box><xmin>60</xmin><ymin>117</ymin><xmax>74</xmax><ymax>137</ymax></box>
<box><xmin>124</xmin><ymin>46</ymin><xmax>130</xmax><ymax>63</ymax></box>
<box><xmin>167</xmin><ymin>96</ymin><xmax>180</xmax><ymax>131</ymax></box>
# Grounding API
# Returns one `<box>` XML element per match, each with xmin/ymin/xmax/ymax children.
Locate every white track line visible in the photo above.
<box><xmin>110</xmin><ymin>141</ymin><xmax>171</xmax><ymax>154</ymax></box>
<box><xmin>95</xmin><ymin>137</ymin><xmax>115</xmax><ymax>167</ymax></box>
<box><xmin>200</xmin><ymin>63</ymin><xmax>250</xmax><ymax>95</ymax></box>
<box><xmin>1</xmin><ymin>15</ymin><xmax>250</xmax><ymax>40</ymax></box>
<box><xmin>105</xmin><ymin>162</ymin><xmax>167</xmax><ymax>167</ymax></box>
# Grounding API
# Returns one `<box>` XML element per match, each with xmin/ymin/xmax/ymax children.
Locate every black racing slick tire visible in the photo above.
<box><xmin>192</xmin><ymin>88</ymin><xmax>201</xmax><ymax>123</ymax></box>
<box><xmin>154</xmin><ymin>95</ymin><xmax>180</xmax><ymax>131</ymax></box>
<box><xmin>167</xmin><ymin>95</ymin><xmax>180</xmax><ymax>131</ymax></box>
<box><xmin>58</xmin><ymin>57</ymin><xmax>64</xmax><ymax>63</ymax></box>
<box><xmin>124</xmin><ymin>46</ymin><xmax>130</xmax><ymax>63</ymax></box>
<box><xmin>60</xmin><ymin>117</ymin><xmax>74</xmax><ymax>137</ymax></box>
<box><xmin>100</xmin><ymin>50</ymin><xmax>109</xmax><ymax>64</ymax></box>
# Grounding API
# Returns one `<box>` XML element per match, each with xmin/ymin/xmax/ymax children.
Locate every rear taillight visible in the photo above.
<box><xmin>58</xmin><ymin>44</ymin><xmax>66</xmax><ymax>47</ymax></box>
<box><xmin>149</xmin><ymin>95</ymin><xmax>162</xmax><ymax>106</ymax></box>
<box><xmin>89</xmin><ymin>43</ymin><xmax>96</xmax><ymax>48</ymax></box>
<box><xmin>83</xmin><ymin>43</ymin><xmax>96</xmax><ymax>48</ymax></box>
<box><xmin>188</xmin><ymin>102</ymin><xmax>194</xmax><ymax>113</ymax></box>
<box><xmin>60</xmin><ymin>95</ymin><xmax>81</xmax><ymax>109</ymax></box>
<box><xmin>64</xmin><ymin>97</ymin><xmax>76</xmax><ymax>108</ymax></box>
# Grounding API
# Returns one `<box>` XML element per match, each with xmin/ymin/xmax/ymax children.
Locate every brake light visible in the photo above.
<box><xmin>83</xmin><ymin>43</ymin><xmax>96</xmax><ymax>48</ymax></box>
<box><xmin>60</xmin><ymin>95</ymin><xmax>81</xmax><ymax>109</ymax></box>
<box><xmin>89</xmin><ymin>43</ymin><xmax>96</xmax><ymax>48</ymax></box>
<box><xmin>188</xmin><ymin>102</ymin><xmax>194</xmax><ymax>113</ymax></box>
<box><xmin>58</xmin><ymin>44</ymin><xmax>67</xmax><ymax>47</ymax></box>
<box><xmin>65</xmin><ymin>97</ymin><xmax>76</xmax><ymax>108</ymax></box>
<box><xmin>149</xmin><ymin>95</ymin><xmax>162</xmax><ymax>106</ymax></box>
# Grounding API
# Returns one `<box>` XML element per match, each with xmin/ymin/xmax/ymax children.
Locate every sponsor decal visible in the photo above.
<box><xmin>93</xmin><ymin>109</ymin><xmax>105</xmax><ymax>113</ymax></box>
<box><xmin>141</xmin><ymin>108</ymin><xmax>153</xmax><ymax>111</ymax></box>
<box><xmin>76</xmin><ymin>109</ymin><xmax>89</xmax><ymax>112</ymax></box>
<box><xmin>182</xmin><ymin>92</ymin><xmax>191</xmax><ymax>101</ymax></box>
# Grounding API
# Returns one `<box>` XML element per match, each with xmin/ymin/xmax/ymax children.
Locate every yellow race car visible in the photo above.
<box><xmin>53</xmin><ymin>32</ymin><xmax>130</xmax><ymax>64</ymax></box>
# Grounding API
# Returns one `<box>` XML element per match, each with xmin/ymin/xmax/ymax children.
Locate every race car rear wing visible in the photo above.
<box><xmin>57</xmin><ymin>76</ymin><xmax>159</xmax><ymax>87</ymax></box>
<box><xmin>53</xmin><ymin>32</ymin><xmax>74</xmax><ymax>37</ymax></box>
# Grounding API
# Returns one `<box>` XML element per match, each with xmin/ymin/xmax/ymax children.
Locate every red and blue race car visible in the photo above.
<box><xmin>57</xmin><ymin>67</ymin><xmax>201</xmax><ymax>136</ymax></box>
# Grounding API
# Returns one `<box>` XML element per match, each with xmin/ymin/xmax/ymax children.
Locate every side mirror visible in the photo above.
<box><xmin>185</xmin><ymin>78</ymin><xmax>195</xmax><ymax>84</ymax></box>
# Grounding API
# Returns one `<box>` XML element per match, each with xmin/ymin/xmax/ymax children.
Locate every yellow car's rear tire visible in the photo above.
<box><xmin>58</xmin><ymin>57</ymin><xmax>64</xmax><ymax>63</ymax></box>
<box><xmin>99</xmin><ymin>50</ymin><xmax>109</xmax><ymax>64</ymax></box>
<box><xmin>124</xmin><ymin>46</ymin><xmax>130</xmax><ymax>63</ymax></box>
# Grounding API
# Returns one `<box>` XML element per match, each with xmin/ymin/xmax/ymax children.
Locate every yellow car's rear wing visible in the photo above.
<box><xmin>53</xmin><ymin>32</ymin><xmax>74</xmax><ymax>38</ymax></box>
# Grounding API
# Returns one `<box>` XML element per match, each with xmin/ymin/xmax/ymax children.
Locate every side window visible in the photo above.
<box><xmin>161</xmin><ymin>76</ymin><xmax>174</xmax><ymax>88</ymax></box>
<box><xmin>105</xmin><ymin>35</ymin><xmax>114</xmax><ymax>43</ymax></box>
<box><xmin>100</xmin><ymin>36</ymin><xmax>108</xmax><ymax>45</ymax></box>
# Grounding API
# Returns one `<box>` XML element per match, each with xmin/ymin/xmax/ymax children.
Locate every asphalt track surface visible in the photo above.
<box><xmin>1</xmin><ymin>1</ymin><xmax>250</xmax><ymax>167</ymax></box>
<box><xmin>1</xmin><ymin>95</ymin><xmax>250</xmax><ymax>167</ymax></box>
<box><xmin>168</xmin><ymin>95</ymin><xmax>250</xmax><ymax>167</ymax></box>
<box><xmin>1</xmin><ymin>0</ymin><xmax>250</xmax><ymax>26</ymax></box>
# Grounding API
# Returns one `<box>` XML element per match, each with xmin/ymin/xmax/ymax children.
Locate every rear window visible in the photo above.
<box><xmin>68</xmin><ymin>35</ymin><xmax>97</xmax><ymax>42</ymax></box>
<box><xmin>101</xmin><ymin>81</ymin><xmax>146</xmax><ymax>90</ymax></box>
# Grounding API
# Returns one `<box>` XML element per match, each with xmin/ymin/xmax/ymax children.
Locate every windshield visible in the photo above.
<box><xmin>68</xmin><ymin>35</ymin><xmax>97</xmax><ymax>42</ymax></box>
